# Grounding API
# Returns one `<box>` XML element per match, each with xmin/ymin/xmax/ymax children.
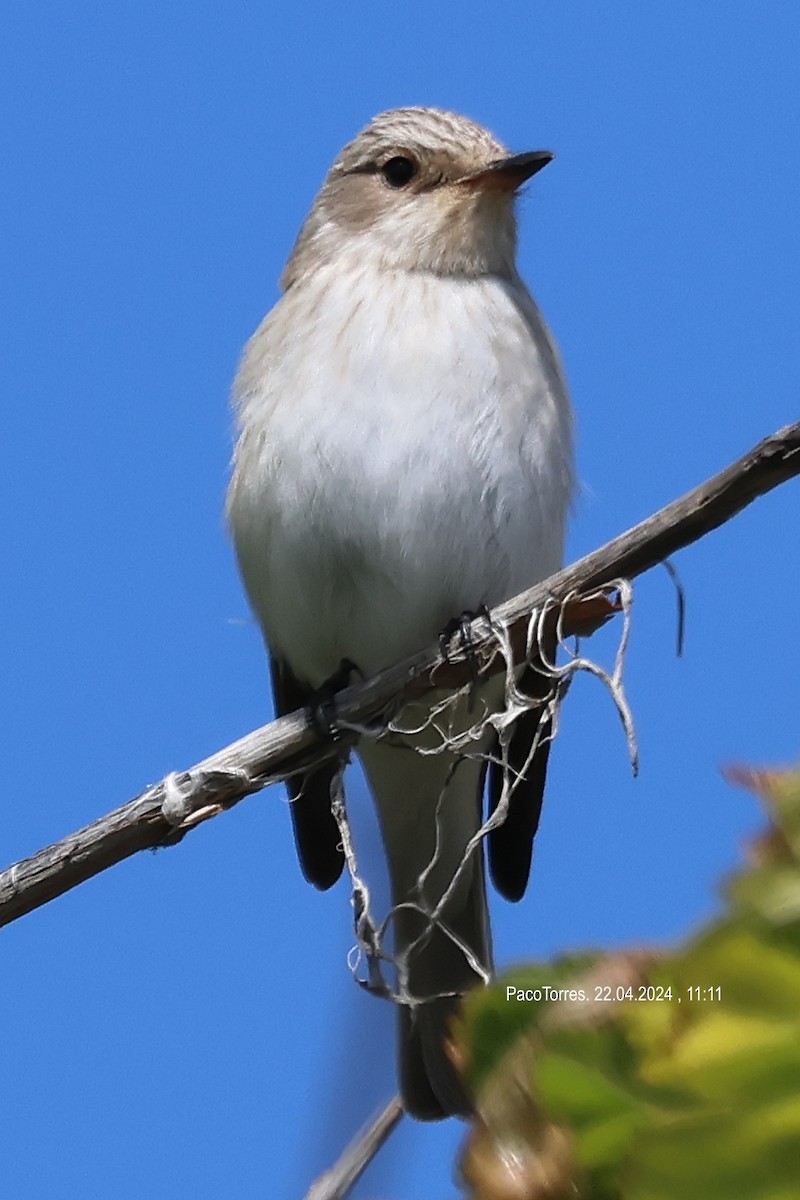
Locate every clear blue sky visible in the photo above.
<box><xmin>2</xmin><ymin>3</ymin><xmax>798</xmax><ymax>1197</ymax></box>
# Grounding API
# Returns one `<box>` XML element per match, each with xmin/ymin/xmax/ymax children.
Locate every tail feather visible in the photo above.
<box><xmin>396</xmin><ymin>855</ymin><xmax>491</xmax><ymax>1118</ymax></box>
<box><xmin>359</xmin><ymin>703</ymin><xmax>493</xmax><ymax>1119</ymax></box>
<box><xmin>399</xmin><ymin>998</ymin><xmax>471</xmax><ymax>1119</ymax></box>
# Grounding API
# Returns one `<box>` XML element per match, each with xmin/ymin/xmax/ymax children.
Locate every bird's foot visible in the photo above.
<box><xmin>305</xmin><ymin>657</ymin><xmax>362</xmax><ymax>742</ymax></box>
<box><xmin>439</xmin><ymin>605</ymin><xmax>493</xmax><ymax>705</ymax></box>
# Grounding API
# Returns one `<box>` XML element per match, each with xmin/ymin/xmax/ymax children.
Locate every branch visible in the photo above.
<box><xmin>303</xmin><ymin>1096</ymin><xmax>404</xmax><ymax>1200</ymax></box>
<box><xmin>1</xmin><ymin>422</ymin><xmax>798</xmax><ymax>929</ymax></box>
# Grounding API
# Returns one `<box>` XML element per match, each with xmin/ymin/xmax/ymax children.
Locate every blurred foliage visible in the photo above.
<box><xmin>455</xmin><ymin>764</ymin><xmax>800</xmax><ymax>1199</ymax></box>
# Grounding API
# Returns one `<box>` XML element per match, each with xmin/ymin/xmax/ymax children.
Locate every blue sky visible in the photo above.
<box><xmin>1</xmin><ymin>3</ymin><xmax>798</xmax><ymax>1197</ymax></box>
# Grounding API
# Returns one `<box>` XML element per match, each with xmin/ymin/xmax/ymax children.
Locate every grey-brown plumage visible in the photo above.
<box><xmin>227</xmin><ymin>106</ymin><xmax>574</xmax><ymax>1119</ymax></box>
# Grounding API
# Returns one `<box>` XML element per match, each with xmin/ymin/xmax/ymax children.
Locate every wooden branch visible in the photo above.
<box><xmin>1</xmin><ymin>422</ymin><xmax>798</xmax><ymax>929</ymax></box>
<box><xmin>303</xmin><ymin>1096</ymin><xmax>404</xmax><ymax>1200</ymax></box>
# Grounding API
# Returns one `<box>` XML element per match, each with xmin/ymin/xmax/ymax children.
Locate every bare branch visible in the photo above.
<box><xmin>1</xmin><ymin>421</ymin><xmax>798</xmax><ymax>929</ymax></box>
<box><xmin>303</xmin><ymin>1096</ymin><xmax>404</xmax><ymax>1200</ymax></box>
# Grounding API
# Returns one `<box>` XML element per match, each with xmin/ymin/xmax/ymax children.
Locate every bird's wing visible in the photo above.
<box><xmin>486</xmin><ymin>653</ymin><xmax>555</xmax><ymax>902</ymax></box>
<box><xmin>270</xmin><ymin>655</ymin><xmax>345</xmax><ymax>890</ymax></box>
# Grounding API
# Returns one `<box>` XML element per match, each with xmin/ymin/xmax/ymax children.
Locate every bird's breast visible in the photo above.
<box><xmin>229</xmin><ymin>265</ymin><xmax>573</xmax><ymax>685</ymax></box>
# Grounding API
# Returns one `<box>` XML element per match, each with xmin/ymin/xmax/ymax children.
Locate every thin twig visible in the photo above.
<box><xmin>304</xmin><ymin>1096</ymin><xmax>405</xmax><ymax>1200</ymax></box>
<box><xmin>1</xmin><ymin>421</ymin><xmax>798</xmax><ymax>929</ymax></box>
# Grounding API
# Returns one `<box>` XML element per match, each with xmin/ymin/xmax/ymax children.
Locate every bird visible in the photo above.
<box><xmin>227</xmin><ymin>106</ymin><xmax>574</xmax><ymax>1119</ymax></box>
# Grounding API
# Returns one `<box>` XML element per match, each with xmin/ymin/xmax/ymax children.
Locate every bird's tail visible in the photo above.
<box><xmin>394</xmin><ymin>856</ymin><xmax>491</xmax><ymax>1119</ymax></box>
<box><xmin>359</xmin><ymin>706</ymin><xmax>493</xmax><ymax>1120</ymax></box>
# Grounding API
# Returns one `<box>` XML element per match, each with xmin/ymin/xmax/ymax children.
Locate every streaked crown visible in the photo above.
<box><xmin>282</xmin><ymin>107</ymin><xmax>550</xmax><ymax>285</ymax></box>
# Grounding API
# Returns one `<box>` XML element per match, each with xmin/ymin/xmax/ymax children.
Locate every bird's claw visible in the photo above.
<box><xmin>438</xmin><ymin>605</ymin><xmax>493</xmax><ymax>705</ymax></box>
<box><xmin>305</xmin><ymin>657</ymin><xmax>362</xmax><ymax>742</ymax></box>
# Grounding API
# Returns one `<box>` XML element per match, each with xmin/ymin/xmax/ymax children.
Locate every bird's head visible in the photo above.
<box><xmin>281</xmin><ymin>107</ymin><xmax>553</xmax><ymax>286</ymax></box>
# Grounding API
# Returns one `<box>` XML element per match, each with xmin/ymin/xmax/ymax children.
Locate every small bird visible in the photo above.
<box><xmin>227</xmin><ymin>107</ymin><xmax>574</xmax><ymax>1119</ymax></box>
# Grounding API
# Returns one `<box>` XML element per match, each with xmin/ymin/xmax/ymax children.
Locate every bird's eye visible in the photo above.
<box><xmin>380</xmin><ymin>156</ymin><xmax>417</xmax><ymax>188</ymax></box>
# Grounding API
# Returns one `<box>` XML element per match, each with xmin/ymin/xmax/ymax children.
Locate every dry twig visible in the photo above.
<box><xmin>1</xmin><ymin>421</ymin><xmax>798</xmax><ymax>929</ymax></box>
<box><xmin>304</xmin><ymin>1096</ymin><xmax>404</xmax><ymax>1200</ymax></box>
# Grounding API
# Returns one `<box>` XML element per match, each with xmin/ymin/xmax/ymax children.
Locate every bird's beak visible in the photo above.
<box><xmin>457</xmin><ymin>150</ymin><xmax>554</xmax><ymax>191</ymax></box>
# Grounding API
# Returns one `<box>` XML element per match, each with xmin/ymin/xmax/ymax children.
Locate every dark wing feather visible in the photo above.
<box><xmin>270</xmin><ymin>656</ymin><xmax>345</xmax><ymax>891</ymax></box>
<box><xmin>487</xmin><ymin>660</ymin><xmax>554</xmax><ymax>902</ymax></box>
